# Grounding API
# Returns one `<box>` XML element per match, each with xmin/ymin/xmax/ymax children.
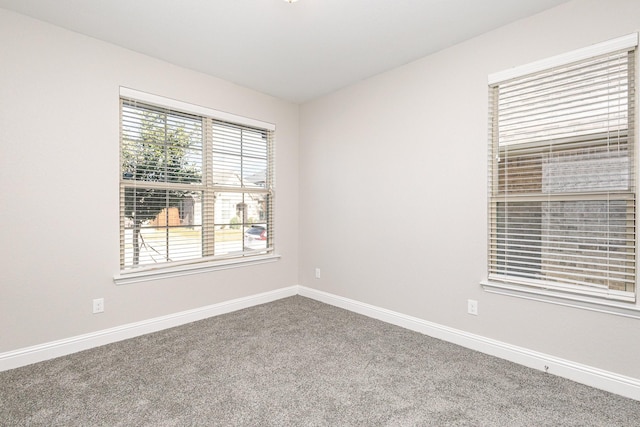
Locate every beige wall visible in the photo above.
<box><xmin>299</xmin><ymin>0</ymin><xmax>640</xmax><ymax>379</ymax></box>
<box><xmin>0</xmin><ymin>8</ymin><xmax>299</xmax><ymax>352</ymax></box>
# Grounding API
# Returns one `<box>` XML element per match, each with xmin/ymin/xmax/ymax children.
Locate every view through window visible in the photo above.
<box><xmin>119</xmin><ymin>97</ymin><xmax>274</xmax><ymax>271</ymax></box>
<box><xmin>488</xmin><ymin>37</ymin><xmax>637</xmax><ymax>301</ymax></box>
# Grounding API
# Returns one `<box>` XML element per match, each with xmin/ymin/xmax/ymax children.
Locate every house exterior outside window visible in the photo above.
<box><xmin>116</xmin><ymin>89</ymin><xmax>276</xmax><ymax>284</ymax></box>
<box><xmin>485</xmin><ymin>34</ymin><xmax>638</xmax><ymax>303</ymax></box>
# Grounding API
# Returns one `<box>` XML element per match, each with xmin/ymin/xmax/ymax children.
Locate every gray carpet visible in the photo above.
<box><xmin>1</xmin><ymin>296</ymin><xmax>639</xmax><ymax>426</ymax></box>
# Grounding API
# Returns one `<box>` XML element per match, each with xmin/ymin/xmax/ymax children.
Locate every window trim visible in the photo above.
<box><xmin>115</xmin><ymin>88</ymin><xmax>277</xmax><ymax>283</ymax></box>
<box><xmin>119</xmin><ymin>87</ymin><xmax>276</xmax><ymax>131</ymax></box>
<box><xmin>484</xmin><ymin>33</ymin><xmax>639</xmax><ymax>309</ymax></box>
<box><xmin>114</xmin><ymin>253</ymin><xmax>280</xmax><ymax>285</ymax></box>
<box><xmin>488</xmin><ymin>33</ymin><xmax>638</xmax><ymax>84</ymax></box>
<box><xmin>481</xmin><ymin>280</ymin><xmax>640</xmax><ymax>320</ymax></box>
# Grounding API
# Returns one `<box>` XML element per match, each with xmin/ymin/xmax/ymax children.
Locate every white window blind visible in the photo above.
<box><xmin>488</xmin><ymin>36</ymin><xmax>637</xmax><ymax>302</ymax></box>
<box><xmin>120</xmin><ymin>96</ymin><xmax>274</xmax><ymax>272</ymax></box>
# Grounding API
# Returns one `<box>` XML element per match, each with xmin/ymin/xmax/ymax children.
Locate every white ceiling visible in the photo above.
<box><xmin>0</xmin><ymin>0</ymin><xmax>570</xmax><ymax>103</ymax></box>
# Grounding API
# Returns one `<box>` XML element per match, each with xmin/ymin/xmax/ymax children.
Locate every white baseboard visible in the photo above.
<box><xmin>298</xmin><ymin>286</ymin><xmax>640</xmax><ymax>401</ymax></box>
<box><xmin>0</xmin><ymin>286</ymin><xmax>298</xmax><ymax>372</ymax></box>
<box><xmin>3</xmin><ymin>284</ymin><xmax>639</xmax><ymax>401</ymax></box>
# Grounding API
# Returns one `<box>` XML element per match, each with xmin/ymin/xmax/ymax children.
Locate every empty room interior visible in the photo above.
<box><xmin>2</xmin><ymin>0</ymin><xmax>640</xmax><ymax>424</ymax></box>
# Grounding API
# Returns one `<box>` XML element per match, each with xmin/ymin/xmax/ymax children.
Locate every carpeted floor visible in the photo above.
<box><xmin>1</xmin><ymin>296</ymin><xmax>639</xmax><ymax>426</ymax></box>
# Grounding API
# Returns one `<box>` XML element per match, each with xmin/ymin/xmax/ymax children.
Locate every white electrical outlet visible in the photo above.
<box><xmin>315</xmin><ymin>268</ymin><xmax>321</xmax><ymax>279</ymax></box>
<box><xmin>467</xmin><ymin>299</ymin><xmax>478</xmax><ymax>316</ymax></box>
<box><xmin>93</xmin><ymin>298</ymin><xmax>104</xmax><ymax>314</ymax></box>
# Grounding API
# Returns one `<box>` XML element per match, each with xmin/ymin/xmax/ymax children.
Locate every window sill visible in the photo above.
<box><xmin>114</xmin><ymin>254</ymin><xmax>281</xmax><ymax>285</ymax></box>
<box><xmin>481</xmin><ymin>280</ymin><xmax>640</xmax><ymax>320</ymax></box>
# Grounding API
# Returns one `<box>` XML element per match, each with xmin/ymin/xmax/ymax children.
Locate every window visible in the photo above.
<box><xmin>487</xmin><ymin>34</ymin><xmax>637</xmax><ymax>302</ymax></box>
<box><xmin>118</xmin><ymin>89</ymin><xmax>275</xmax><ymax>277</ymax></box>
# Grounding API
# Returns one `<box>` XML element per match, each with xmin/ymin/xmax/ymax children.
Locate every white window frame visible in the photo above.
<box><xmin>114</xmin><ymin>88</ymin><xmax>278</xmax><ymax>285</ymax></box>
<box><xmin>482</xmin><ymin>34</ymin><xmax>640</xmax><ymax>318</ymax></box>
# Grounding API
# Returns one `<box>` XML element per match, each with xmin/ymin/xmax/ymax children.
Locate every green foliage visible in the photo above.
<box><xmin>121</xmin><ymin>106</ymin><xmax>203</xmax><ymax>265</ymax></box>
<box><xmin>122</xmin><ymin>108</ymin><xmax>202</xmax><ymax>223</ymax></box>
<box><xmin>230</xmin><ymin>216</ymin><xmax>241</xmax><ymax>230</ymax></box>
